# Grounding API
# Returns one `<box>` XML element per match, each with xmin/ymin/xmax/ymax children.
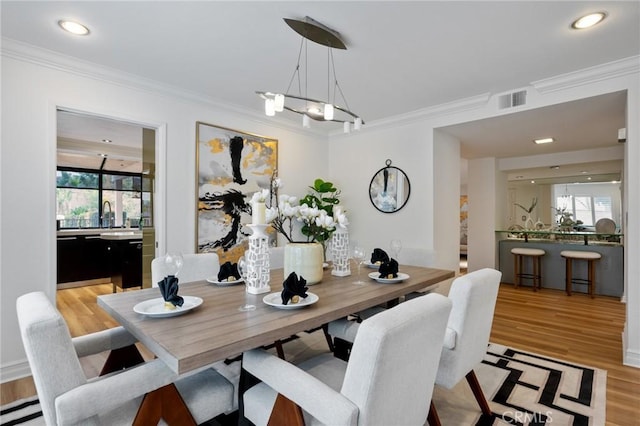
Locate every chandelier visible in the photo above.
<box><xmin>256</xmin><ymin>16</ymin><xmax>364</xmax><ymax>133</ymax></box>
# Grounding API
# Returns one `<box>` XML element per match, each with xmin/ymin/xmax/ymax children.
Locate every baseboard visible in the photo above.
<box><xmin>622</xmin><ymin>330</ymin><xmax>640</xmax><ymax>368</ymax></box>
<box><xmin>623</xmin><ymin>350</ymin><xmax>640</xmax><ymax>368</ymax></box>
<box><xmin>0</xmin><ymin>359</ymin><xmax>31</xmax><ymax>383</ymax></box>
<box><xmin>623</xmin><ymin>348</ymin><xmax>640</xmax><ymax>368</ymax></box>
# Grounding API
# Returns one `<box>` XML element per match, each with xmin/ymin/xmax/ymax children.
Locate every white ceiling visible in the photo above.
<box><xmin>2</xmin><ymin>1</ymin><xmax>639</xmax><ymax>175</ymax></box>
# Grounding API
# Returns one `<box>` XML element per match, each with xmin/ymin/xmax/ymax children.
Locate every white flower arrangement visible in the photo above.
<box><xmin>252</xmin><ymin>172</ymin><xmax>348</xmax><ymax>244</ymax></box>
<box><xmin>250</xmin><ymin>188</ymin><xmax>270</xmax><ymax>204</ymax></box>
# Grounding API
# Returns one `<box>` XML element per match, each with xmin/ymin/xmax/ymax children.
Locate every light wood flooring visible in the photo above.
<box><xmin>3</xmin><ymin>282</ymin><xmax>639</xmax><ymax>425</ymax></box>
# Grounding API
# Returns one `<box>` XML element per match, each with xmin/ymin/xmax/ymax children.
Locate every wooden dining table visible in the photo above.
<box><xmin>97</xmin><ymin>264</ymin><xmax>455</xmax><ymax>375</ymax></box>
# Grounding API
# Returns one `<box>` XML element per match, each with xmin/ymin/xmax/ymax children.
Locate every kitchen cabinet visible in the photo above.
<box><xmin>497</xmin><ymin>239</ymin><xmax>623</xmax><ymax>297</ymax></box>
<box><xmin>57</xmin><ymin>234</ymin><xmax>110</xmax><ymax>284</ymax></box>
<box><xmin>107</xmin><ymin>239</ymin><xmax>143</xmax><ymax>291</ymax></box>
<box><xmin>57</xmin><ymin>230</ymin><xmax>143</xmax><ymax>290</ymax></box>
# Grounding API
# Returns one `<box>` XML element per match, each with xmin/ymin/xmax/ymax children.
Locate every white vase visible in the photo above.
<box><xmin>331</xmin><ymin>227</ymin><xmax>351</xmax><ymax>276</ymax></box>
<box><xmin>284</xmin><ymin>242</ymin><xmax>324</xmax><ymax>285</ymax></box>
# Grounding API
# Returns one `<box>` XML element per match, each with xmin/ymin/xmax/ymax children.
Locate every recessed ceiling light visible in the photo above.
<box><xmin>530</xmin><ymin>180</ymin><xmax>535</xmax><ymax>184</ymax></box>
<box><xmin>571</xmin><ymin>12</ymin><xmax>607</xmax><ymax>30</ymax></box>
<box><xmin>102</xmin><ymin>139</ymin><xmax>112</xmax><ymax>143</ymax></box>
<box><xmin>58</xmin><ymin>20</ymin><xmax>90</xmax><ymax>36</ymax></box>
<box><xmin>98</xmin><ymin>153</ymin><xmax>108</xmax><ymax>158</ymax></box>
<box><xmin>534</xmin><ymin>137</ymin><xmax>554</xmax><ymax>144</ymax></box>
<box><xmin>587</xmin><ymin>177</ymin><xmax>592</xmax><ymax>180</ymax></box>
<box><xmin>550</xmin><ymin>165</ymin><xmax>560</xmax><ymax>170</ymax></box>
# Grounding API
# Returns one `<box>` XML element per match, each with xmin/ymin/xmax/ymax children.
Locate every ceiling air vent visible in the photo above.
<box><xmin>498</xmin><ymin>90</ymin><xmax>527</xmax><ymax>110</ymax></box>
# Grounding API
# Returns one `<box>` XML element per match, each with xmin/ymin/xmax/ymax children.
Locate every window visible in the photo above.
<box><xmin>574</xmin><ymin>196</ymin><xmax>593</xmax><ymax>225</ymax></box>
<box><xmin>56</xmin><ymin>167</ymin><xmax>146</xmax><ymax>229</ymax></box>
<box><xmin>554</xmin><ymin>184</ymin><xmax>619</xmax><ymax>226</ymax></box>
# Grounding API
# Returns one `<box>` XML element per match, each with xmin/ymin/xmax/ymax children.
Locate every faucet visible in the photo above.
<box><xmin>102</xmin><ymin>200</ymin><xmax>113</xmax><ymax>228</ymax></box>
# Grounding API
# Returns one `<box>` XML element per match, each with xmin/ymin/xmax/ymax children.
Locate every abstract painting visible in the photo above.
<box><xmin>196</xmin><ymin>122</ymin><xmax>277</xmax><ymax>262</ymax></box>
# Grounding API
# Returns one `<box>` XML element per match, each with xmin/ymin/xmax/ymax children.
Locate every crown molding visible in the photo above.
<box><xmin>1</xmin><ymin>37</ymin><xmax>328</xmax><ymax>138</ymax></box>
<box><xmin>531</xmin><ymin>55</ymin><xmax>640</xmax><ymax>94</ymax></box>
<box><xmin>330</xmin><ymin>92</ymin><xmax>491</xmax><ymax>138</ymax></box>
<box><xmin>4</xmin><ymin>38</ymin><xmax>637</xmax><ymax>140</ymax></box>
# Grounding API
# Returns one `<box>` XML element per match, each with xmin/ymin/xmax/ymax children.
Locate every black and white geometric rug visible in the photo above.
<box><xmin>0</xmin><ymin>342</ymin><xmax>606</xmax><ymax>426</ymax></box>
<box><xmin>0</xmin><ymin>397</ymin><xmax>42</xmax><ymax>426</ymax></box>
<box><xmin>432</xmin><ymin>343</ymin><xmax>607</xmax><ymax>425</ymax></box>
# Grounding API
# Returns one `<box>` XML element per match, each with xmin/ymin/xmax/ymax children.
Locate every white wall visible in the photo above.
<box><xmin>0</xmin><ymin>52</ymin><xmax>328</xmax><ymax>380</ymax></box>
<box><xmin>467</xmin><ymin>158</ymin><xmax>500</xmax><ymax>271</ymax></box>
<box><xmin>433</xmin><ymin>130</ymin><xmax>461</xmax><ymax>271</ymax></box>
<box><xmin>328</xmin><ymin>121</ymin><xmax>437</xmax><ymax>267</ymax></box>
<box><xmin>622</xmin><ymin>76</ymin><xmax>640</xmax><ymax>367</ymax></box>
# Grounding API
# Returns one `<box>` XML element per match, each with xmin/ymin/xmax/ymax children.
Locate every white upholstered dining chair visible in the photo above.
<box><xmin>429</xmin><ymin>268</ymin><xmax>502</xmax><ymax>424</ymax></box>
<box><xmin>17</xmin><ymin>291</ymin><xmax>235</xmax><ymax>425</ymax></box>
<box><xmin>242</xmin><ymin>292</ymin><xmax>453</xmax><ymax>426</ymax></box>
<box><xmin>151</xmin><ymin>252</ymin><xmax>220</xmax><ymax>286</ymax></box>
<box><xmin>325</xmin><ymin>268</ymin><xmax>502</xmax><ymax>424</ymax></box>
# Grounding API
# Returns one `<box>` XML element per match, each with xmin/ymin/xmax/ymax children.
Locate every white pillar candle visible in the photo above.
<box><xmin>252</xmin><ymin>201</ymin><xmax>266</xmax><ymax>225</ymax></box>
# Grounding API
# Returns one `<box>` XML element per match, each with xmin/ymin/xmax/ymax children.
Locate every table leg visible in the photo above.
<box><xmin>133</xmin><ymin>384</ymin><xmax>196</xmax><ymax>426</ymax></box>
<box><xmin>99</xmin><ymin>344</ymin><xmax>145</xmax><ymax>376</ymax></box>
<box><xmin>267</xmin><ymin>393</ymin><xmax>304</xmax><ymax>426</ymax></box>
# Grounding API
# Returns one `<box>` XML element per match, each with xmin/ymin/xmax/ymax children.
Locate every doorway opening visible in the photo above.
<box><xmin>55</xmin><ymin>109</ymin><xmax>157</xmax><ymax>295</ymax></box>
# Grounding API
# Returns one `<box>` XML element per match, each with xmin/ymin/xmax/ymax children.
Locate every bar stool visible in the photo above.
<box><xmin>511</xmin><ymin>247</ymin><xmax>545</xmax><ymax>291</ymax></box>
<box><xmin>560</xmin><ymin>250</ymin><xmax>601</xmax><ymax>298</ymax></box>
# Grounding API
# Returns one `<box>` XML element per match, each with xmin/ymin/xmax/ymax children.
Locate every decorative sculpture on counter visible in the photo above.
<box><xmin>515</xmin><ymin>197</ymin><xmax>538</xmax><ymax>230</ymax></box>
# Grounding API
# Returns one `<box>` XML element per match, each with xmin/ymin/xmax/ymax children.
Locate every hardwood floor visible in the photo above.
<box><xmin>490</xmin><ymin>285</ymin><xmax>639</xmax><ymax>426</ymax></box>
<box><xmin>3</xmin><ymin>282</ymin><xmax>639</xmax><ymax>425</ymax></box>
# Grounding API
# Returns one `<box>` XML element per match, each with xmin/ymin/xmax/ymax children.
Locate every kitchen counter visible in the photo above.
<box><xmin>495</xmin><ymin>229</ymin><xmax>622</xmax><ymax>246</ymax></box>
<box><xmin>99</xmin><ymin>231</ymin><xmax>143</xmax><ymax>240</ymax></box>
<box><xmin>57</xmin><ymin>229</ymin><xmax>143</xmax><ymax>240</ymax></box>
<box><xmin>498</xmin><ymin>239</ymin><xmax>623</xmax><ymax>297</ymax></box>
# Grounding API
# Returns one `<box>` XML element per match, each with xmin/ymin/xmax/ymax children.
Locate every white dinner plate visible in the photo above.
<box><xmin>133</xmin><ymin>296</ymin><xmax>203</xmax><ymax>318</ymax></box>
<box><xmin>368</xmin><ymin>272</ymin><xmax>410</xmax><ymax>284</ymax></box>
<box><xmin>263</xmin><ymin>292</ymin><xmax>319</xmax><ymax>309</ymax></box>
<box><xmin>364</xmin><ymin>261</ymin><xmax>381</xmax><ymax>269</ymax></box>
<box><xmin>206</xmin><ymin>277</ymin><xmax>244</xmax><ymax>286</ymax></box>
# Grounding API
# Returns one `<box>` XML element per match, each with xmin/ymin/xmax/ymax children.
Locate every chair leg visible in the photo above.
<box><xmin>588</xmin><ymin>259</ymin><xmax>596</xmax><ymax>299</ymax></box>
<box><xmin>534</xmin><ymin>256</ymin><xmax>541</xmax><ymax>291</ymax></box>
<box><xmin>427</xmin><ymin>400</ymin><xmax>442</xmax><ymax>426</ymax></box>
<box><xmin>513</xmin><ymin>254</ymin><xmax>519</xmax><ymax>288</ymax></box>
<box><xmin>465</xmin><ymin>370</ymin><xmax>492</xmax><ymax>416</ymax></box>
<box><xmin>565</xmin><ymin>258</ymin><xmax>573</xmax><ymax>296</ymax></box>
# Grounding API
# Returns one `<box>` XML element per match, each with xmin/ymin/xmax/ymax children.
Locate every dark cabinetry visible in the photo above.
<box><xmin>108</xmin><ymin>239</ymin><xmax>143</xmax><ymax>291</ymax></box>
<box><xmin>58</xmin><ymin>233</ymin><xmax>143</xmax><ymax>291</ymax></box>
<box><xmin>57</xmin><ymin>235</ymin><xmax>109</xmax><ymax>284</ymax></box>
